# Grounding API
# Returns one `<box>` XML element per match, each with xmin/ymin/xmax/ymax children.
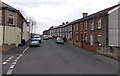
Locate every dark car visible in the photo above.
<box><xmin>30</xmin><ymin>39</ymin><xmax>40</xmax><ymax>47</ymax></box>
<box><xmin>56</xmin><ymin>37</ymin><xmax>64</xmax><ymax>44</ymax></box>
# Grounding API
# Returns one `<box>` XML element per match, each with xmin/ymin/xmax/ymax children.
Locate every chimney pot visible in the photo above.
<box><xmin>83</xmin><ymin>13</ymin><xmax>88</xmax><ymax>17</ymax></box>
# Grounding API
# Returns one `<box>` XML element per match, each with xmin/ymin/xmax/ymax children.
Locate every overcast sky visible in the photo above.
<box><xmin>1</xmin><ymin>0</ymin><xmax>120</xmax><ymax>34</ymax></box>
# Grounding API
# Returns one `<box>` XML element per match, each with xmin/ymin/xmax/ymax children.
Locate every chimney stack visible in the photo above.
<box><xmin>62</xmin><ymin>22</ymin><xmax>65</xmax><ymax>25</ymax></box>
<box><xmin>66</xmin><ymin>21</ymin><xmax>69</xmax><ymax>24</ymax></box>
<box><xmin>83</xmin><ymin>13</ymin><xmax>88</xmax><ymax>17</ymax></box>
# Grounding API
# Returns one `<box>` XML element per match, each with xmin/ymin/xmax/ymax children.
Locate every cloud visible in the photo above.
<box><xmin>1</xmin><ymin>0</ymin><xmax>120</xmax><ymax>34</ymax></box>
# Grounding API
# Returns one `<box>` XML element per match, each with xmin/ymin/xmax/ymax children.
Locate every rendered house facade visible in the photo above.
<box><xmin>0</xmin><ymin>1</ymin><xmax>30</xmax><ymax>51</ymax></box>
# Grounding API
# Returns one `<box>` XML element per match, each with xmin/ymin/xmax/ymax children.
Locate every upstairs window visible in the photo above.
<box><xmin>86</xmin><ymin>22</ymin><xmax>88</xmax><ymax>31</ymax></box>
<box><xmin>8</xmin><ymin>14</ymin><xmax>14</xmax><ymax>25</ymax></box>
<box><xmin>73</xmin><ymin>25</ymin><xmax>76</xmax><ymax>32</ymax></box>
<box><xmin>80</xmin><ymin>23</ymin><xmax>83</xmax><ymax>31</ymax></box>
<box><xmin>98</xmin><ymin>19</ymin><xmax>102</xmax><ymax>29</ymax></box>
<box><xmin>70</xmin><ymin>25</ymin><xmax>72</xmax><ymax>31</ymax></box>
<box><xmin>76</xmin><ymin>24</ymin><xmax>79</xmax><ymax>31</ymax></box>
<box><xmin>84</xmin><ymin>22</ymin><xmax>88</xmax><ymax>31</ymax></box>
<box><xmin>91</xmin><ymin>22</ymin><xmax>94</xmax><ymax>30</ymax></box>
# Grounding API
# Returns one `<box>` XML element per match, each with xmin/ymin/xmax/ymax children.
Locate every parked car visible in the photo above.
<box><xmin>56</xmin><ymin>37</ymin><xmax>64</xmax><ymax>44</ymax></box>
<box><xmin>30</xmin><ymin>39</ymin><xmax>40</xmax><ymax>47</ymax></box>
<box><xmin>32</xmin><ymin>35</ymin><xmax>41</xmax><ymax>43</ymax></box>
<box><xmin>48</xmin><ymin>35</ymin><xmax>53</xmax><ymax>39</ymax></box>
<box><xmin>43</xmin><ymin>35</ymin><xmax>49</xmax><ymax>40</ymax></box>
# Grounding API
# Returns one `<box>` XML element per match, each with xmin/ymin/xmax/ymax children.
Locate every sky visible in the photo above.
<box><xmin>1</xmin><ymin>0</ymin><xmax>120</xmax><ymax>34</ymax></box>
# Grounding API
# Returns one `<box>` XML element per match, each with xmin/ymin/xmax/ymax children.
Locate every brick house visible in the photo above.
<box><xmin>97</xmin><ymin>4</ymin><xmax>120</xmax><ymax>58</ymax></box>
<box><xmin>44</xmin><ymin>3</ymin><xmax>120</xmax><ymax>58</ymax></box>
<box><xmin>68</xmin><ymin>4</ymin><xmax>119</xmax><ymax>54</ymax></box>
<box><xmin>65</xmin><ymin>24</ymin><xmax>73</xmax><ymax>44</ymax></box>
<box><xmin>0</xmin><ymin>1</ymin><xmax>30</xmax><ymax>51</ymax></box>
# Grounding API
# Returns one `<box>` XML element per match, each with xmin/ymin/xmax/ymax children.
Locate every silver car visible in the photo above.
<box><xmin>30</xmin><ymin>40</ymin><xmax>40</xmax><ymax>47</ymax></box>
<box><xmin>43</xmin><ymin>35</ymin><xmax>49</xmax><ymax>40</ymax></box>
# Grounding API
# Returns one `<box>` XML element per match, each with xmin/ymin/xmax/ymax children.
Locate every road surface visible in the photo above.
<box><xmin>2</xmin><ymin>39</ymin><xmax>118</xmax><ymax>74</ymax></box>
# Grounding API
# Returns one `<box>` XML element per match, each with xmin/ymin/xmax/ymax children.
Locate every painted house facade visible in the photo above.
<box><xmin>0</xmin><ymin>1</ymin><xmax>30</xmax><ymax>51</ymax></box>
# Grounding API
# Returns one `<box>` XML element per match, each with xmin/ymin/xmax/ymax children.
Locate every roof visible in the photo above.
<box><xmin>0</xmin><ymin>1</ymin><xmax>29</xmax><ymax>25</ymax></box>
<box><xmin>0</xmin><ymin>1</ymin><xmax>17</xmax><ymax>12</ymax></box>
<box><xmin>68</xmin><ymin>4</ymin><xmax>120</xmax><ymax>25</ymax></box>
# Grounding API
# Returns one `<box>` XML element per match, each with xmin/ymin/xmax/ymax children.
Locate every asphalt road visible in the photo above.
<box><xmin>2</xmin><ymin>39</ymin><xmax>118</xmax><ymax>74</ymax></box>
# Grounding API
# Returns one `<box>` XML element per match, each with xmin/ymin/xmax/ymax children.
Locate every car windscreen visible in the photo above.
<box><xmin>31</xmin><ymin>41</ymin><xmax>39</xmax><ymax>43</ymax></box>
<box><xmin>57</xmin><ymin>38</ymin><xmax>63</xmax><ymax>41</ymax></box>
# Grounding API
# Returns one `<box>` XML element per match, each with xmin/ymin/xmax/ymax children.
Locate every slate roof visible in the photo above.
<box><xmin>67</xmin><ymin>4</ymin><xmax>120</xmax><ymax>26</ymax></box>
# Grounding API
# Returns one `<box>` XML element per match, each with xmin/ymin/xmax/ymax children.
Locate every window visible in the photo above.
<box><xmin>74</xmin><ymin>25</ymin><xmax>76</xmax><ymax>32</ymax></box>
<box><xmin>8</xmin><ymin>14</ymin><xmax>14</xmax><ymax>25</ymax></box>
<box><xmin>70</xmin><ymin>25</ymin><xmax>72</xmax><ymax>31</ymax></box>
<box><xmin>76</xmin><ymin>34</ymin><xmax>79</xmax><ymax>42</ymax></box>
<box><xmin>85</xmin><ymin>22</ymin><xmax>88</xmax><ymax>31</ymax></box>
<box><xmin>76</xmin><ymin>24</ymin><xmax>79</xmax><ymax>31</ymax></box>
<box><xmin>80</xmin><ymin>23</ymin><xmax>83</xmax><ymax>31</ymax></box>
<box><xmin>91</xmin><ymin>22</ymin><xmax>94</xmax><ymax>30</ymax></box>
<box><xmin>98</xmin><ymin>19</ymin><xmax>102</xmax><ymax>29</ymax></box>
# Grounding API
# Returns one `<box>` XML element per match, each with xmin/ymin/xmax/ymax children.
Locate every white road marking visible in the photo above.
<box><xmin>6</xmin><ymin>46</ymin><xmax>29</xmax><ymax>74</ymax></box>
<box><xmin>6</xmin><ymin>59</ymin><xmax>10</xmax><ymax>62</ymax></box>
<box><xmin>10</xmin><ymin>65</ymin><xmax>15</xmax><ymax>69</ymax></box>
<box><xmin>2</xmin><ymin>56</ymin><xmax>14</xmax><ymax>65</ymax></box>
<box><xmin>12</xmin><ymin>62</ymin><xmax>17</xmax><ymax>65</ymax></box>
<box><xmin>14</xmin><ymin>59</ymin><xmax>18</xmax><ymax>62</ymax></box>
<box><xmin>6</xmin><ymin>69</ymin><xmax>13</xmax><ymax>74</ymax></box>
<box><xmin>3</xmin><ymin>62</ymin><xmax>7</xmax><ymax>64</ymax></box>
<box><xmin>8</xmin><ymin>56</ymin><xmax>13</xmax><ymax>60</ymax></box>
<box><xmin>22</xmin><ymin>47</ymin><xmax>29</xmax><ymax>55</ymax></box>
<box><xmin>16</xmin><ymin>56</ymin><xmax>20</xmax><ymax>60</ymax></box>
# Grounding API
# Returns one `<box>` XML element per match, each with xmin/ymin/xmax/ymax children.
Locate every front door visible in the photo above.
<box><xmin>90</xmin><ymin>34</ymin><xmax>94</xmax><ymax>45</ymax></box>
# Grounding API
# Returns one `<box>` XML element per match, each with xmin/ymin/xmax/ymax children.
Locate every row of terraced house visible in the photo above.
<box><xmin>43</xmin><ymin>4</ymin><xmax>120</xmax><ymax>59</ymax></box>
<box><xmin>0</xmin><ymin>1</ymin><xmax>31</xmax><ymax>51</ymax></box>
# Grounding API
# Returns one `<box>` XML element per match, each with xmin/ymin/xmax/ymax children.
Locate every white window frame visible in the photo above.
<box><xmin>91</xmin><ymin>22</ymin><xmax>94</xmax><ymax>30</ymax></box>
<box><xmin>76</xmin><ymin>24</ymin><xmax>78</xmax><ymax>31</ymax></box>
<box><xmin>70</xmin><ymin>25</ymin><xmax>72</xmax><ymax>31</ymax></box>
<box><xmin>98</xmin><ymin>19</ymin><xmax>102</xmax><ymax>29</ymax></box>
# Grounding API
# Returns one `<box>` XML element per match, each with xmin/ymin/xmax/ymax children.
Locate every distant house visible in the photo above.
<box><xmin>0</xmin><ymin>1</ymin><xmax>30</xmax><ymax>51</ymax></box>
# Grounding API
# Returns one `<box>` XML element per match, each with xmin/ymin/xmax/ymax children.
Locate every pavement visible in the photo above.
<box><xmin>2</xmin><ymin>39</ymin><xmax>119</xmax><ymax>74</ymax></box>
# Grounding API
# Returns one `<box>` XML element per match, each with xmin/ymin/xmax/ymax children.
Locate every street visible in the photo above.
<box><xmin>2</xmin><ymin>39</ymin><xmax>118</xmax><ymax>74</ymax></box>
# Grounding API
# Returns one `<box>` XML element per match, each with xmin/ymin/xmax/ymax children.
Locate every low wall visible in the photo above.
<box><xmin>97</xmin><ymin>46</ymin><xmax>120</xmax><ymax>59</ymax></box>
<box><xmin>83</xmin><ymin>42</ymin><xmax>97</xmax><ymax>53</ymax></box>
<box><xmin>2</xmin><ymin>43</ymin><xmax>16</xmax><ymax>52</ymax></box>
<box><xmin>67</xmin><ymin>40</ymin><xmax>73</xmax><ymax>45</ymax></box>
